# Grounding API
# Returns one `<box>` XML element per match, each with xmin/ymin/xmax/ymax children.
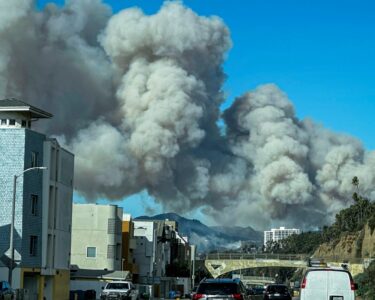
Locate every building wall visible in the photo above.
<box><xmin>122</xmin><ymin>219</ymin><xmax>138</xmax><ymax>274</ymax></box>
<box><xmin>22</xmin><ymin>130</ymin><xmax>46</xmax><ymax>268</ymax></box>
<box><xmin>0</xmin><ymin>128</ymin><xmax>27</xmax><ymax>269</ymax></box>
<box><xmin>264</xmin><ymin>227</ymin><xmax>301</xmax><ymax>246</ymax></box>
<box><xmin>42</xmin><ymin>141</ymin><xmax>74</xmax><ymax>273</ymax></box>
<box><xmin>133</xmin><ymin>221</ymin><xmax>156</xmax><ymax>279</ymax></box>
<box><xmin>0</xmin><ymin>127</ymin><xmax>74</xmax><ymax>299</ymax></box>
<box><xmin>71</xmin><ymin>204</ymin><xmax>123</xmax><ymax>271</ymax></box>
<box><xmin>0</xmin><ymin>128</ymin><xmax>46</xmax><ymax>273</ymax></box>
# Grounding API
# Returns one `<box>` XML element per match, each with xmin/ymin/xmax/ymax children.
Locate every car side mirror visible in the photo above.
<box><xmin>102</xmin><ymin>287</ymin><xmax>104</xmax><ymax>290</ymax></box>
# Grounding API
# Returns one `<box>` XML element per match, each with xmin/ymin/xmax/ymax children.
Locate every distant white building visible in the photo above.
<box><xmin>71</xmin><ymin>204</ymin><xmax>123</xmax><ymax>271</ymax></box>
<box><xmin>264</xmin><ymin>227</ymin><xmax>300</xmax><ymax>246</ymax></box>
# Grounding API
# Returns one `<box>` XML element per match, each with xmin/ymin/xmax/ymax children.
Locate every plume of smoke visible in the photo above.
<box><xmin>1</xmin><ymin>0</ymin><xmax>375</xmax><ymax>229</ymax></box>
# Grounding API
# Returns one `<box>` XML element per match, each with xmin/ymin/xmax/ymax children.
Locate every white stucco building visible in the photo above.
<box><xmin>71</xmin><ymin>204</ymin><xmax>123</xmax><ymax>271</ymax></box>
<box><xmin>264</xmin><ymin>226</ymin><xmax>301</xmax><ymax>246</ymax></box>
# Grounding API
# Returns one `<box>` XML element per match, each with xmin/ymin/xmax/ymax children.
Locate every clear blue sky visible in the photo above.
<box><xmin>37</xmin><ymin>0</ymin><xmax>375</xmax><ymax>219</ymax></box>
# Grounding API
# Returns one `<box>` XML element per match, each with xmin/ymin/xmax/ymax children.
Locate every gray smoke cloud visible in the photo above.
<box><xmin>1</xmin><ymin>0</ymin><xmax>374</xmax><ymax>229</ymax></box>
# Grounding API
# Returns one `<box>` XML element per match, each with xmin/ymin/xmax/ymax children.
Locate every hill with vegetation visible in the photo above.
<box><xmin>265</xmin><ymin>177</ymin><xmax>375</xmax><ymax>296</ymax></box>
<box><xmin>265</xmin><ymin>177</ymin><xmax>375</xmax><ymax>256</ymax></box>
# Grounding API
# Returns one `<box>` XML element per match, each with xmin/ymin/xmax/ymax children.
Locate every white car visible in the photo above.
<box><xmin>299</xmin><ymin>267</ymin><xmax>358</xmax><ymax>300</ymax></box>
<box><xmin>100</xmin><ymin>281</ymin><xmax>139</xmax><ymax>300</ymax></box>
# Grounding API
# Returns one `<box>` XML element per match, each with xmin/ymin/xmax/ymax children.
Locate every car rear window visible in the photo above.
<box><xmin>305</xmin><ymin>270</ymin><xmax>328</xmax><ymax>289</ymax></box>
<box><xmin>305</xmin><ymin>269</ymin><xmax>353</xmax><ymax>290</ymax></box>
<box><xmin>328</xmin><ymin>270</ymin><xmax>351</xmax><ymax>290</ymax></box>
<box><xmin>106</xmin><ymin>283</ymin><xmax>129</xmax><ymax>290</ymax></box>
<box><xmin>266</xmin><ymin>285</ymin><xmax>288</xmax><ymax>293</ymax></box>
<box><xmin>197</xmin><ymin>283</ymin><xmax>239</xmax><ymax>295</ymax></box>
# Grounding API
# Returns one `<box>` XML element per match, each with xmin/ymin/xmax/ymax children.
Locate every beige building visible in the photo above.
<box><xmin>71</xmin><ymin>204</ymin><xmax>123</xmax><ymax>271</ymax></box>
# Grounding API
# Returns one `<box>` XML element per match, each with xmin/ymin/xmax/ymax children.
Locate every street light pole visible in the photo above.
<box><xmin>8</xmin><ymin>167</ymin><xmax>47</xmax><ymax>286</ymax></box>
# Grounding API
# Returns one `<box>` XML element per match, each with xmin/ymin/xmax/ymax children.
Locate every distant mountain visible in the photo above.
<box><xmin>134</xmin><ymin>212</ymin><xmax>263</xmax><ymax>252</ymax></box>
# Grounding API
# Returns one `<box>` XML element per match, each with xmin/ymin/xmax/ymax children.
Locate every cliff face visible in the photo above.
<box><xmin>361</xmin><ymin>224</ymin><xmax>375</xmax><ymax>257</ymax></box>
<box><xmin>314</xmin><ymin>224</ymin><xmax>375</xmax><ymax>260</ymax></box>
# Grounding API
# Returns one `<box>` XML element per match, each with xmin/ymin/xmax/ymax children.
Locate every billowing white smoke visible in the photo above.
<box><xmin>1</xmin><ymin>0</ymin><xmax>374</xmax><ymax>229</ymax></box>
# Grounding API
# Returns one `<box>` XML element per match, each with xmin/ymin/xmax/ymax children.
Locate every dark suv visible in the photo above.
<box><xmin>193</xmin><ymin>278</ymin><xmax>251</xmax><ymax>300</ymax></box>
<box><xmin>263</xmin><ymin>284</ymin><xmax>291</xmax><ymax>300</ymax></box>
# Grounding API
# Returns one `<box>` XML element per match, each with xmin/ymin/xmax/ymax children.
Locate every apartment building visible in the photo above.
<box><xmin>264</xmin><ymin>226</ymin><xmax>301</xmax><ymax>246</ymax></box>
<box><xmin>0</xmin><ymin>99</ymin><xmax>74</xmax><ymax>299</ymax></box>
<box><xmin>71</xmin><ymin>204</ymin><xmax>123</xmax><ymax>271</ymax></box>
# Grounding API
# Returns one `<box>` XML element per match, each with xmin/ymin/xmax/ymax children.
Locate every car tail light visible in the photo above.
<box><xmin>232</xmin><ymin>294</ymin><xmax>243</xmax><ymax>300</ymax></box>
<box><xmin>350</xmin><ymin>279</ymin><xmax>357</xmax><ymax>291</ymax></box>
<box><xmin>193</xmin><ymin>294</ymin><xmax>205</xmax><ymax>300</ymax></box>
<box><xmin>301</xmin><ymin>277</ymin><xmax>307</xmax><ymax>289</ymax></box>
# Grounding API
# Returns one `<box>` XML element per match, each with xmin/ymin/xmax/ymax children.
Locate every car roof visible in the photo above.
<box><xmin>201</xmin><ymin>278</ymin><xmax>241</xmax><ymax>284</ymax></box>
<box><xmin>266</xmin><ymin>284</ymin><xmax>288</xmax><ymax>287</ymax></box>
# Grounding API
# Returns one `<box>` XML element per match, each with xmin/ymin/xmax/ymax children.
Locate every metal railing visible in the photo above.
<box><xmin>205</xmin><ymin>253</ymin><xmax>308</xmax><ymax>261</ymax></box>
<box><xmin>204</xmin><ymin>253</ymin><xmax>368</xmax><ymax>264</ymax></box>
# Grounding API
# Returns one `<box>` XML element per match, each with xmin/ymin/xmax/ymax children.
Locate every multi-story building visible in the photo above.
<box><xmin>0</xmin><ymin>99</ymin><xmax>74</xmax><ymax>299</ymax></box>
<box><xmin>121</xmin><ymin>214</ymin><xmax>137</xmax><ymax>275</ymax></box>
<box><xmin>264</xmin><ymin>226</ymin><xmax>301</xmax><ymax>247</ymax></box>
<box><xmin>71</xmin><ymin>204</ymin><xmax>123</xmax><ymax>271</ymax></box>
<box><xmin>132</xmin><ymin>220</ymin><xmax>158</xmax><ymax>282</ymax></box>
<box><xmin>132</xmin><ymin>219</ymin><xmax>193</xmax><ymax>298</ymax></box>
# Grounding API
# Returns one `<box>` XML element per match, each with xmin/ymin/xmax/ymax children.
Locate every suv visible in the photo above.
<box><xmin>299</xmin><ymin>267</ymin><xmax>358</xmax><ymax>300</ymax></box>
<box><xmin>100</xmin><ymin>281</ymin><xmax>138</xmax><ymax>300</ymax></box>
<box><xmin>193</xmin><ymin>278</ymin><xmax>251</xmax><ymax>300</ymax></box>
<box><xmin>264</xmin><ymin>284</ymin><xmax>291</xmax><ymax>300</ymax></box>
<box><xmin>0</xmin><ymin>281</ymin><xmax>14</xmax><ymax>300</ymax></box>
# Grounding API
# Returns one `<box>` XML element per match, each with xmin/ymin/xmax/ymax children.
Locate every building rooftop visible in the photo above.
<box><xmin>0</xmin><ymin>98</ymin><xmax>52</xmax><ymax>119</ymax></box>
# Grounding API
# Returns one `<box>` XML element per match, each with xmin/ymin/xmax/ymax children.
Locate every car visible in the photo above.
<box><xmin>248</xmin><ymin>286</ymin><xmax>265</xmax><ymax>300</ymax></box>
<box><xmin>0</xmin><ymin>281</ymin><xmax>14</xmax><ymax>300</ymax></box>
<box><xmin>263</xmin><ymin>284</ymin><xmax>291</xmax><ymax>300</ymax></box>
<box><xmin>193</xmin><ymin>278</ymin><xmax>251</xmax><ymax>300</ymax></box>
<box><xmin>299</xmin><ymin>266</ymin><xmax>358</xmax><ymax>300</ymax></box>
<box><xmin>100</xmin><ymin>281</ymin><xmax>138</xmax><ymax>300</ymax></box>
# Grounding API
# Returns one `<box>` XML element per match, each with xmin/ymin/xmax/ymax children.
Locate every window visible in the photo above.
<box><xmin>1</xmin><ymin>119</ymin><xmax>6</xmax><ymax>125</ymax></box>
<box><xmin>86</xmin><ymin>247</ymin><xmax>96</xmax><ymax>258</ymax></box>
<box><xmin>29</xmin><ymin>236</ymin><xmax>38</xmax><ymax>256</ymax></box>
<box><xmin>9</xmin><ymin>119</ymin><xmax>15</xmax><ymax>126</ymax></box>
<box><xmin>30</xmin><ymin>194</ymin><xmax>38</xmax><ymax>216</ymax></box>
<box><xmin>31</xmin><ymin>152</ymin><xmax>38</xmax><ymax>167</ymax></box>
<box><xmin>108</xmin><ymin>218</ymin><xmax>116</xmax><ymax>234</ymax></box>
<box><xmin>21</xmin><ymin>120</ymin><xmax>27</xmax><ymax>127</ymax></box>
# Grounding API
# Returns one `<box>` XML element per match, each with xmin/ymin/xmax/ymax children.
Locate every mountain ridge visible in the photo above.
<box><xmin>135</xmin><ymin>212</ymin><xmax>263</xmax><ymax>252</ymax></box>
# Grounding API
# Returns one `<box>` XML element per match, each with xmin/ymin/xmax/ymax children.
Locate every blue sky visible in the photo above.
<box><xmin>37</xmin><ymin>0</ymin><xmax>375</xmax><ymax>220</ymax></box>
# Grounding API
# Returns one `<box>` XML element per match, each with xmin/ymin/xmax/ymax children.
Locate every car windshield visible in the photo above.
<box><xmin>197</xmin><ymin>283</ymin><xmax>239</xmax><ymax>295</ymax></box>
<box><xmin>106</xmin><ymin>283</ymin><xmax>129</xmax><ymax>290</ymax></box>
<box><xmin>267</xmin><ymin>285</ymin><xmax>288</xmax><ymax>293</ymax></box>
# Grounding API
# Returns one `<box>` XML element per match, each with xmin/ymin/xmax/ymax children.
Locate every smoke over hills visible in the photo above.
<box><xmin>1</xmin><ymin>0</ymin><xmax>374</xmax><ymax>229</ymax></box>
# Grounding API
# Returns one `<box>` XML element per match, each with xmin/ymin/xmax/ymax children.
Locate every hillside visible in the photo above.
<box><xmin>135</xmin><ymin>212</ymin><xmax>262</xmax><ymax>252</ymax></box>
<box><xmin>314</xmin><ymin>223</ymin><xmax>375</xmax><ymax>260</ymax></box>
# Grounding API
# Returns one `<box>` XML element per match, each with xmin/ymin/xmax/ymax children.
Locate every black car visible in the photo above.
<box><xmin>263</xmin><ymin>284</ymin><xmax>291</xmax><ymax>300</ymax></box>
<box><xmin>193</xmin><ymin>278</ymin><xmax>251</xmax><ymax>300</ymax></box>
<box><xmin>0</xmin><ymin>281</ymin><xmax>14</xmax><ymax>300</ymax></box>
<box><xmin>248</xmin><ymin>286</ymin><xmax>265</xmax><ymax>300</ymax></box>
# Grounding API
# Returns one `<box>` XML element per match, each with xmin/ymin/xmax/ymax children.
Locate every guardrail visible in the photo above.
<box><xmin>205</xmin><ymin>253</ymin><xmax>308</xmax><ymax>260</ymax></box>
<box><xmin>241</xmin><ymin>276</ymin><xmax>275</xmax><ymax>282</ymax></box>
<box><xmin>204</xmin><ymin>253</ymin><xmax>368</xmax><ymax>264</ymax></box>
